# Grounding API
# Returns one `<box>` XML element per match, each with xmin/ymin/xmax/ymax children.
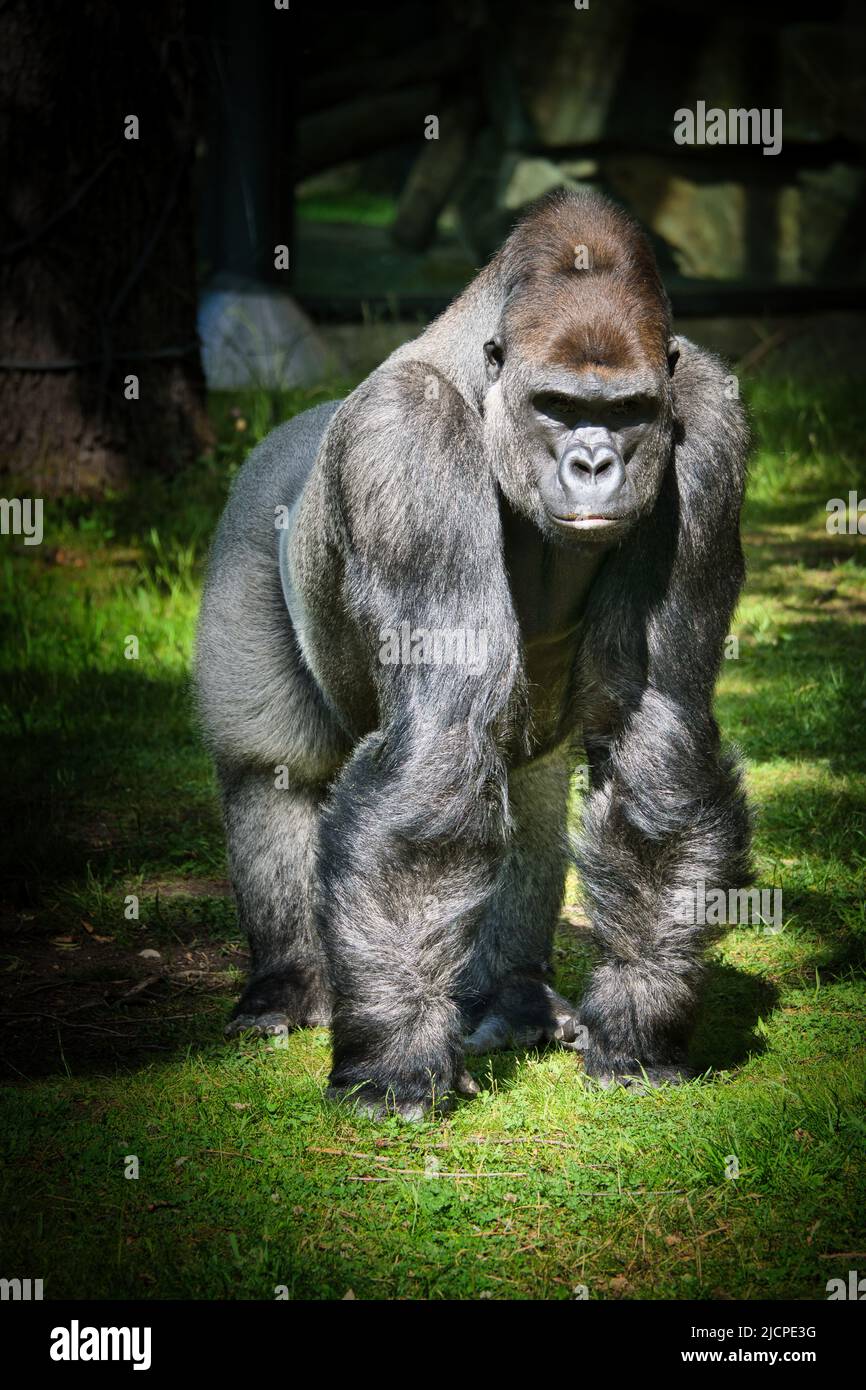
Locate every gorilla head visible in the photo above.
<box><xmin>482</xmin><ymin>193</ymin><xmax>681</xmax><ymax>546</ymax></box>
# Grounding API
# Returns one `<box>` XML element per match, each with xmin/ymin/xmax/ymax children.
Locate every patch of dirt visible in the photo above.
<box><xmin>0</xmin><ymin>891</ymin><xmax>245</xmax><ymax>1080</ymax></box>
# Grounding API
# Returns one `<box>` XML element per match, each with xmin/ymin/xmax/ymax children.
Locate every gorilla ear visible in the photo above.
<box><xmin>667</xmin><ymin>335</ymin><xmax>681</xmax><ymax>377</ymax></box>
<box><xmin>483</xmin><ymin>337</ymin><xmax>504</xmax><ymax>381</ymax></box>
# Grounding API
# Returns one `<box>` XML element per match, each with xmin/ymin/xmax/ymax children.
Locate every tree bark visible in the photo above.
<box><xmin>0</xmin><ymin>0</ymin><xmax>212</xmax><ymax>493</ymax></box>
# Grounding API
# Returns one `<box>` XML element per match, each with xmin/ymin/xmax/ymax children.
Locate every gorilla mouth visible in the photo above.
<box><xmin>554</xmin><ymin>514</ymin><xmax>619</xmax><ymax>527</ymax></box>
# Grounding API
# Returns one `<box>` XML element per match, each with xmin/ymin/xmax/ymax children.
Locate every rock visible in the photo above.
<box><xmin>198</xmin><ymin>273</ymin><xmax>333</xmax><ymax>389</ymax></box>
<box><xmin>502</xmin><ymin>157</ymin><xmax>579</xmax><ymax>210</ymax></box>
<box><xmin>793</xmin><ymin>164</ymin><xmax>866</xmax><ymax>281</ymax></box>
<box><xmin>606</xmin><ymin>156</ymin><xmax>745</xmax><ymax>279</ymax></box>
<box><xmin>606</xmin><ymin>155</ymin><xmax>866</xmax><ymax>284</ymax></box>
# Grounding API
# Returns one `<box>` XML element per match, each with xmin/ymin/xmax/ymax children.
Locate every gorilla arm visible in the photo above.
<box><xmin>574</xmin><ymin>340</ymin><xmax>752</xmax><ymax>1086</ymax></box>
<box><xmin>307</xmin><ymin>362</ymin><xmax>526</xmax><ymax>1116</ymax></box>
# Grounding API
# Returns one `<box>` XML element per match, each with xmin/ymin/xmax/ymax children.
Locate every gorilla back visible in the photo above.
<box><xmin>195</xmin><ymin>188</ymin><xmax>751</xmax><ymax>1117</ymax></box>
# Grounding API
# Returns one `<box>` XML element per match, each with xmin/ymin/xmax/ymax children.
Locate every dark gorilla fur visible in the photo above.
<box><xmin>196</xmin><ymin>189</ymin><xmax>751</xmax><ymax>1117</ymax></box>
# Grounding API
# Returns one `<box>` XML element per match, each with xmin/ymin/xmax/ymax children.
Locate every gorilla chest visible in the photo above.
<box><xmin>503</xmin><ymin>513</ymin><xmax>603</xmax><ymax>743</ymax></box>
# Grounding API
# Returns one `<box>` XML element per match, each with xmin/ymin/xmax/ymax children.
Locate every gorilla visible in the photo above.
<box><xmin>196</xmin><ymin>189</ymin><xmax>751</xmax><ymax>1117</ymax></box>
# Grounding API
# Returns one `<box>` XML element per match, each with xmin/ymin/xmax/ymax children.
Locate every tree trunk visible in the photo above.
<box><xmin>391</xmin><ymin>96</ymin><xmax>480</xmax><ymax>252</ymax></box>
<box><xmin>0</xmin><ymin>0</ymin><xmax>212</xmax><ymax>493</ymax></box>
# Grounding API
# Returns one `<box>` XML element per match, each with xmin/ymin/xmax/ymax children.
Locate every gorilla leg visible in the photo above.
<box><xmin>461</xmin><ymin>751</ymin><xmax>582</xmax><ymax>1054</ymax></box>
<box><xmin>221</xmin><ymin>766</ymin><xmax>331</xmax><ymax>1036</ymax></box>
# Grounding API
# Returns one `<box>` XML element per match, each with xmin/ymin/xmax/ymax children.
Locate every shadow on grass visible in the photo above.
<box><xmin>1</xmin><ymin>899</ymin><xmax>786</xmax><ymax>1093</ymax></box>
<box><xmin>690</xmin><ymin>960</ymin><xmax>777</xmax><ymax>1073</ymax></box>
<box><xmin>0</xmin><ymin>667</ymin><xmax>221</xmax><ymax>902</ymax></box>
<box><xmin>0</xmin><ymin>661</ymin><xmax>231</xmax><ymax>1082</ymax></box>
<box><xmin>463</xmin><ymin>929</ymin><xmax>780</xmax><ymax>1095</ymax></box>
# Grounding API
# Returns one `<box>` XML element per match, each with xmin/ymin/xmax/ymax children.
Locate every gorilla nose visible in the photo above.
<box><xmin>558</xmin><ymin>446</ymin><xmax>625</xmax><ymax>498</ymax></box>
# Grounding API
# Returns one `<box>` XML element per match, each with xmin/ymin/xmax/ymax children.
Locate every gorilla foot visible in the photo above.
<box><xmin>327</xmin><ymin>1070</ymin><xmax>479</xmax><ymax>1122</ymax></box>
<box><xmin>225</xmin><ymin>968</ymin><xmax>331</xmax><ymax>1038</ymax></box>
<box><xmin>226</xmin><ymin>1010</ymin><xmax>295</xmax><ymax>1038</ymax></box>
<box><xmin>464</xmin><ymin>981</ymin><xmax>583</xmax><ymax>1055</ymax></box>
<box><xmin>584</xmin><ymin>1061</ymin><xmax>695</xmax><ymax>1092</ymax></box>
<box><xmin>327</xmin><ymin>1086</ymin><xmax>428</xmax><ymax>1122</ymax></box>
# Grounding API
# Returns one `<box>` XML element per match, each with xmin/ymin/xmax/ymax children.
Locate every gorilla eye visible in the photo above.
<box><xmin>532</xmin><ymin>392</ymin><xmax>579</xmax><ymax>421</ymax></box>
<box><xmin>607</xmin><ymin>395</ymin><xmax>658</xmax><ymax>425</ymax></box>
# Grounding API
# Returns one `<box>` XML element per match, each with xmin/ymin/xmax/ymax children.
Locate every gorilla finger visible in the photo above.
<box><xmin>464</xmin><ymin>1013</ymin><xmax>510</xmax><ymax>1054</ymax></box>
<box><xmin>224</xmin><ymin>1012</ymin><xmax>292</xmax><ymax>1039</ymax></box>
<box><xmin>326</xmin><ymin>1085</ymin><xmax>428</xmax><ymax>1122</ymax></box>
<box><xmin>455</xmin><ymin>1069</ymin><xmax>480</xmax><ymax>1097</ymax></box>
<box><xmin>583</xmin><ymin>1064</ymin><xmax>695</xmax><ymax>1092</ymax></box>
<box><xmin>623</xmin><ymin>1065</ymin><xmax>696</xmax><ymax>1091</ymax></box>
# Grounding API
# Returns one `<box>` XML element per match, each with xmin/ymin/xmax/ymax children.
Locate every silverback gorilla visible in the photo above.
<box><xmin>196</xmin><ymin>189</ymin><xmax>751</xmax><ymax>1117</ymax></box>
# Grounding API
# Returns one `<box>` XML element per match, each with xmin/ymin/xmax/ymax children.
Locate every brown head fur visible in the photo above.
<box><xmin>495</xmin><ymin>189</ymin><xmax>672</xmax><ymax>377</ymax></box>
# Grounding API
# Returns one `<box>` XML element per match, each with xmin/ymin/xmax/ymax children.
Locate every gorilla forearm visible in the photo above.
<box><xmin>320</xmin><ymin>726</ymin><xmax>509</xmax><ymax>1108</ymax></box>
<box><xmin>578</xmin><ymin>704</ymin><xmax>751</xmax><ymax>1081</ymax></box>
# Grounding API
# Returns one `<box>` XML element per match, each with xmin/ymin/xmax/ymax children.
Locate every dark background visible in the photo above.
<box><xmin>1</xmin><ymin>0</ymin><xmax>864</xmax><ymax>491</ymax></box>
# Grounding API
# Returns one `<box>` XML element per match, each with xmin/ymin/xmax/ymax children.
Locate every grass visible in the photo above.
<box><xmin>0</xmin><ymin>370</ymin><xmax>864</xmax><ymax>1300</ymax></box>
<box><xmin>296</xmin><ymin>190</ymin><xmax>398</xmax><ymax>227</ymax></box>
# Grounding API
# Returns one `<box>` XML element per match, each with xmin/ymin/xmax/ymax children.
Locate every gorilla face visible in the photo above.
<box><xmin>526</xmin><ymin>368</ymin><xmax>667</xmax><ymax>542</ymax></box>
<box><xmin>484</xmin><ymin>335</ymin><xmax>676</xmax><ymax>548</ymax></box>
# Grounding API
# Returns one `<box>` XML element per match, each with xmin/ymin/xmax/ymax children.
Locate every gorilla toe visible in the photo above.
<box><xmin>327</xmin><ymin>1067</ymin><xmax>479</xmax><ymax>1120</ymax></box>
<box><xmin>225</xmin><ymin>1010</ymin><xmax>293</xmax><ymax>1039</ymax></box>
<box><xmin>225</xmin><ymin>969</ymin><xmax>331</xmax><ymax>1037</ymax></box>
<box><xmin>585</xmin><ymin>1062</ymin><xmax>696</xmax><ymax>1092</ymax></box>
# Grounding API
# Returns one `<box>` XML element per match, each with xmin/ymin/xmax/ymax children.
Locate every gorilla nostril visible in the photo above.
<box><xmin>594</xmin><ymin>457</ymin><xmax>613</xmax><ymax>477</ymax></box>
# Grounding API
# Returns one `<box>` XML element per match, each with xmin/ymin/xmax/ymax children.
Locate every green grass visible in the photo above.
<box><xmin>296</xmin><ymin>190</ymin><xmax>398</xmax><ymax>227</ymax></box>
<box><xmin>0</xmin><ymin>371</ymin><xmax>865</xmax><ymax>1300</ymax></box>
